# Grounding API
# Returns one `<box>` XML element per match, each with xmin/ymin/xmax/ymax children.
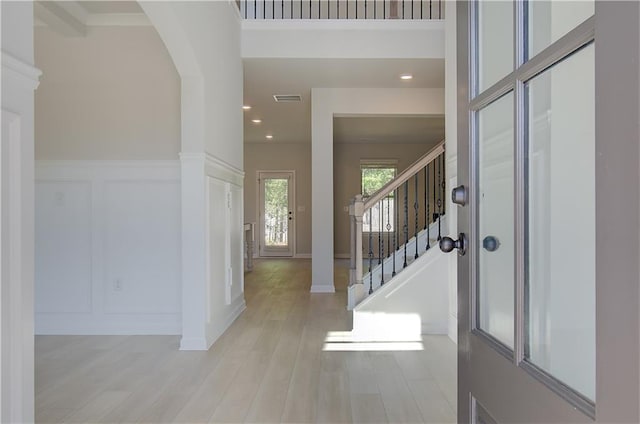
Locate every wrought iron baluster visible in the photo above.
<box><xmin>411</xmin><ymin>0</ymin><xmax>414</xmax><ymax>19</ymax></box>
<box><xmin>426</xmin><ymin>164</ymin><xmax>431</xmax><ymax>250</ymax></box>
<box><xmin>437</xmin><ymin>153</ymin><xmax>442</xmax><ymax>241</ymax></box>
<box><xmin>282</xmin><ymin>0</ymin><xmax>284</xmax><ymax>18</ymax></box>
<box><xmin>380</xmin><ymin>201</ymin><xmax>385</xmax><ymax>285</ymax></box>
<box><xmin>356</xmin><ymin>0</ymin><xmax>358</xmax><ymax>18</ymax></box>
<box><xmin>369</xmin><ymin>208</ymin><xmax>373</xmax><ymax>294</ymax></box>
<box><xmin>423</xmin><ymin>166</ymin><xmax>427</xmax><ymax>230</ymax></box>
<box><xmin>441</xmin><ymin>152</ymin><xmax>446</xmax><ymax>217</ymax></box>
<box><xmin>432</xmin><ymin>158</ymin><xmax>437</xmax><ymax>222</ymax></box>
<box><xmin>429</xmin><ymin>0</ymin><xmax>432</xmax><ymax>19</ymax></box>
<box><xmin>378</xmin><ymin>202</ymin><xmax>382</xmax><ymax>265</ymax></box>
<box><xmin>386</xmin><ymin>196</ymin><xmax>393</xmax><ymax>264</ymax></box>
<box><xmin>403</xmin><ymin>181</ymin><xmax>408</xmax><ymax>268</ymax></box>
<box><xmin>365</xmin><ymin>0</ymin><xmax>367</xmax><ymax>19</ymax></box>
<box><xmin>393</xmin><ymin>189</ymin><xmax>397</xmax><ymax>276</ymax></box>
<box><xmin>414</xmin><ymin>173</ymin><xmax>419</xmax><ymax>259</ymax></box>
<box><xmin>263</xmin><ymin>0</ymin><xmax>266</xmax><ymax>18</ymax></box>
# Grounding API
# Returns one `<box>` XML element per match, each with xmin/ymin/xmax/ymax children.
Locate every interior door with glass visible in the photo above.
<box><xmin>258</xmin><ymin>171</ymin><xmax>294</xmax><ymax>257</ymax></box>
<box><xmin>447</xmin><ymin>1</ymin><xmax>640</xmax><ymax>423</ymax></box>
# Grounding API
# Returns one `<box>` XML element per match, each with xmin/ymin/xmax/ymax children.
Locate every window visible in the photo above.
<box><xmin>361</xmin><ymin>162</ymin><xmax>396</xmax><ymax>233</ymax></box>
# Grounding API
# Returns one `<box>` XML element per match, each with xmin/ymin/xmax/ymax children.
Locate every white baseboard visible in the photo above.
<box><xmin>310</xmin><ymin>284</ymin><xmax>336</xmax><ymax>293</ymax></box>
<box><xmin>204</xmin><ymin>298</ymin><xmax>247</xmax><ymax>350</ymax></box>
<box><xmin>36</xmin><ymin>314</ymin><xmax>181</xmax><ymax>335</ymax></box>
<box><xmin>422</xmin><ymin>321</ymin><xmax>448</xmax><ymax>335</ymax></box>
<box><xmin>180</xmin><ymin>337</ymin><xmax>209</xmax><ymax>351</ymax></box>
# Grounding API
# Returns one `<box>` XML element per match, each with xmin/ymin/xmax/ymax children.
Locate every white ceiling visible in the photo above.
<box><xmin>243</xmin><ymin>58</ymin><xmax>445</xmax><ymax>144</ymax></box>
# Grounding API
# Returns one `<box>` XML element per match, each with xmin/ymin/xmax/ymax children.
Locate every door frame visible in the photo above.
<box><xmin>456</xmin><ymin>1</ymin><xmax>640</xmax><ymax>423</ymax></box>
<box><xmin>256</xmin><ymin>170</ymin><xmax>296</xmax><ymax>257</ymax></box>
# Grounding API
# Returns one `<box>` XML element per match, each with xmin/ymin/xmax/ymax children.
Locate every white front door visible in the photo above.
<box><xmin>258</xmin><ymin>171</ymin><xmax>294</xmax><ymax>257</ymax></box>
<box><xmin>447</xmin><ymin>1</ymin><xmax>640</xmax><ymax>423</ymax></box>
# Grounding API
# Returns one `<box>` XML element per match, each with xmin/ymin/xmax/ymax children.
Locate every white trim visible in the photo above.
<box><xmin>180</xmin><ymin>152</ymin><xmax>244</xmax><ymax>186</ymax></box>
<box><xmin>257</xmin><ymin>170</ymin><xmax>296</xmax><ymax>257</ymax></box>
<box><xmin>179</xmin><ymin>337</ymin><xmax>209</xmax><ymax>351</ymax></box>
<box><xmin>242</xmin><ymin>19</ymin><xmax>444</xmax><ymax>31</ymax></box>
<box><xmin>1</xmin><ymin>52</ymin><xmax>42</xmax><ymax>91</ymax></box>
<box><xmin>36</xmin><ymin>159</ymin><xmax>180</xmax><ymax>171</ymax></box>
<box><xmin>310</xmin><ymin>285</ymin><xmax>336</xmax><ymax>293</ymax></box>
<box><xmin>201</xmin><ymin>297</ymin><xmax>246</xmax><ymax>350</ymax></box>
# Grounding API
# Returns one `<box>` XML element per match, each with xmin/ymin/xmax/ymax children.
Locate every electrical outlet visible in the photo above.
<box><xmin>114</xmin><ymin>278</ymin><xmax>123</xmax><ymax>291</ymax></box>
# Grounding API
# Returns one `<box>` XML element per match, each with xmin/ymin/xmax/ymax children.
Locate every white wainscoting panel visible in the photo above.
<box><xmin>103</xmin><ymin>180</ymin><xmax>181</xmax><ymax>315</ymax></box>
<box><xmin>35</xmin><ymin>181</ymin><xmax>93</xmax><ymax>314</ymax></box>
<box><xmin>35</xmin><ymin>160</ymin><xmax>181</xmax><ymax>334</ymax></box>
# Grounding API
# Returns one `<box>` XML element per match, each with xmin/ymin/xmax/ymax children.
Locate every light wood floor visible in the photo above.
<box><xmin>35</xmin><ymin>259</ymin><xmax>457</xmax><ymax>423</ymax></box>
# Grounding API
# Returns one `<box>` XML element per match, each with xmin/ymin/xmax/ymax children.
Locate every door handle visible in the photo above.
<box><xmin>439</xmin><ymin>233</ymin><xmax>467</xmax><ymax>256</ymax></box>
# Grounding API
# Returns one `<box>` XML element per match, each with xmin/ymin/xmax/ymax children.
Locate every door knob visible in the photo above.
<box><xmin>439</xmin><ymin>233</ymin><xmax>467</xmax><ymax>256</ymax></box>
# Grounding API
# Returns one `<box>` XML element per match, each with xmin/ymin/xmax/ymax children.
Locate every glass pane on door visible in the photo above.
<box><xmin>477</xmin><ymin>92</ymin><xmax>515</xmax><ymax>348</ymax></box>
<box><xmin>528</xmin><ymin>1</ymin><xmax>594</xmax><ymax>59</ymax></box>
<box><xmin>263</xmin><ymin>178</ymin><xmax>289</xmax><ymax>247</ymax></box>
<box><xmin>477</xmin><ymin>0</ymin><xmax>514</xmax><ymax>93</ymax></box>
<box><xmin>526</xmin><ymin>44</ymin><xmax>595</xmax><ymax>401</ymax></box>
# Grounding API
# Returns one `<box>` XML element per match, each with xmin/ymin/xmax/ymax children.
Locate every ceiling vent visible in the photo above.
<box><xmin>273</xmin><ymin>94</ymin><xmax>302</xmax><ymax>102</ymax></box>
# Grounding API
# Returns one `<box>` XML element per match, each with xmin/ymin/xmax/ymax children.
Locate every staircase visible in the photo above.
<box><xmin>347</xmin><ymin>141</ymin><xmax>446</xmax><ymax>310</ymax></box>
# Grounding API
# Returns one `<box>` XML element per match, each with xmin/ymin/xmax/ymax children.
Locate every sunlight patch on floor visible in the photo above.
<box><xmin>324</xmin><ymin>330</ymin><xmax>424</xmax><ymax>351</ymax></box>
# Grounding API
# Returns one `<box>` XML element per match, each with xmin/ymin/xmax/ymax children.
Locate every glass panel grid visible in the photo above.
<box><xmin>475</xmin><ymin>92</ymin><xmax>515</xmax><ymax>350</ymax></box>
<box><xmin>524</xmin><ymin>43</ymin><xmax>595</xmax><ymax>401</ymax></box>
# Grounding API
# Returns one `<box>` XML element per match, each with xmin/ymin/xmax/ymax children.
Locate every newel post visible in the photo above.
<box><xmin>352</xmin><ymin>195</ymin><xmax>364</xmax><ymax>286</ymax></box>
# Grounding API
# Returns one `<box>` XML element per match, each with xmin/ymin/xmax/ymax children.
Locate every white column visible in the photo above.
<box><xmin>1</xmin><ymin>2</ymin><xmax>41</xmax><ymax>421</ymax></box>
<box><xmin>310</xmin><ymin>89</ymin><xmax>336</xmax><ymax>293</ymax></box>
<box><xmin>141</xmin><ymin>2</ymin><xmax>245</xmax><ymax>350</ymax></box>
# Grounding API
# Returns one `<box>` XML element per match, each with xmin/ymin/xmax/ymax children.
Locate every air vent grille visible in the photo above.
<box><xmin>273</xmin><ymin>94</ymin><xmax>302</xmax><ymax>102</ymax></box>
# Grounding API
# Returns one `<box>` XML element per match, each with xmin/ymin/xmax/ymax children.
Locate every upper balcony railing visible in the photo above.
<box><xmin>237</xmin><ymin>0</ymin><xmax>444</xmax><ymax>20</ymax></box>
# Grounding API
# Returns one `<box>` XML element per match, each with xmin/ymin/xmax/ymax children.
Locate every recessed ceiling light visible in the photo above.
<box><xmin>242</xmin><ymin>105</ymin><xmax>251</xmax><ymax>110</ymax></box>
<box><xmin>252</xmin><ymin>119</ymin><xmax>262</xmax><ymax>124</ymax></box>
<box><xmin>265</xmin><ymin>135</ymin><xmax>273</xmax><ymax>139</ymax></box>
<box><xmin>400</xmin><ymin>74</ymin><xmax>413</xmax><ymax>80</ymax></box>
